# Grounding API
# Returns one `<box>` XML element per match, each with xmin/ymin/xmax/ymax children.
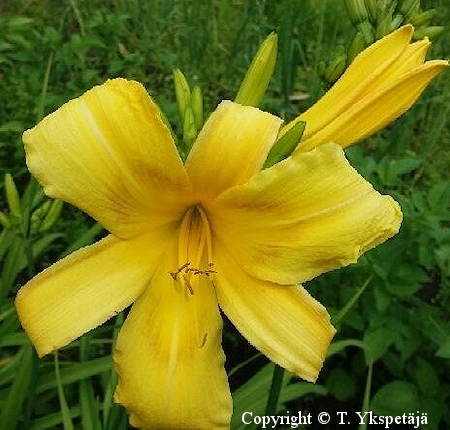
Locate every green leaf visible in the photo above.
<box><xmin>435</xmin><ymin>338</ymin><xmax>450</xmax><ymax>358</ymax></box>
<box><xmin>54</xmin><ymin>353</ymin><xmax>75</xmax><ymax>430</ymax></box>
<box><xmin>79</xmin><ymin>336</ymin><xmax>102</xmax><ymax>430</ymax></box>
<box><xmin>0</xmin><ymin>343</ymin><xmax>34</xmax><ymax>429</ymax></box>
<box><xmin>37</xmin><ymin>356</ymin><xmax>112</xmax><ymax>393</ymax></box>
<box><xmin>371</xmin><ymin>380</ymin><xmax>419</xmax><ymax>415</ymax></box>
<box><xmin>327</xmin><ymin>339</ymin><xmax>364</xmax><ymax>357</ymax></box>
<box><xmin>410</xmin><ymin>358</ymin><xmax>440</xmax><ymax>397</ymax></box>
<box><xmin>326</xmin><ymin>368</ymin><xmax>356</xmax><ymax>401</ymax></box>
<box><xmin>363</xmin><ymin>325</ymin><xmax>395</xmax><ymax>364</ymax></box>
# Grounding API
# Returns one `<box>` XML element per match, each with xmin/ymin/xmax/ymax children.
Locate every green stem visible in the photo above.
<box><xmin>334</xmin><ymin>275</ymin><xmax>372</xmax><ymax>326</ymax></box>
<box><xmin>264</xmin><ymin>364</ymin><xmax>285</xmax><ymax>415</ymax></box>
<box><xmin>359</xmin><ymin>362</ymin><xmax>373</xmax><ymax>430</ymax></box>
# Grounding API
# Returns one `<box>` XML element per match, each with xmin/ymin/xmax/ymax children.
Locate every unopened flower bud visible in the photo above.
<box><xmin>264</xmin><ymin>120</ymin><xmax>306</xmax><ymax>168</ymax></box>
<box><xmin>324</xmin><ymin>50</ymin><xmax>347</xmax><ymax>85</ymax></box>
<box><xmin>414</xmin><ymin>26</ymin><xmax>444</xmax><ymax>40</ymax></box>
<box><xmin>31</xmin><ymin>200</ymin><xmax>51</xmax><ymax>233</ymax></box>
<box><xmin>39</xmin><ymin>199</ymin><xmax>63</xmax><ymax>232</ymax></box>
<box><xmin>357</xmin><ymin>20</ymin><xmax>375</xmax><ymax>44</ymax></box>
<box><xmin>398</xmin><ymin>0</ymin><xmax>420</xmax><ymax>18</ymax></box>
<box><xmin>4</xmin><ymin>173</ymin><xmax>21</xmax><ymax>220</ymax></box>
<box><xmin>376</xmin><ymin>13</ymin><xmax>395</xmax><ymax>38</ymax></box>
<box><xmin>235</xmin><ymin>32</ymin><xmax>277</xmax><ymax>107</ymax></box>
<box><xmin>0</xmin><ymin>211</ymin><xmax>11</xmax><ymax>230</ymax></box>
<box><xmin>173</xmin><ymin>68</ymin><xmax>191</xmax><ymax>124</ymax></box>
<box><xmin>364</xmin><ymin>0</ymin><xmax>378</xmax><ymax>23</ymax></box>
<box><xmin>191</xmin><ymin>85</ymin><xmax>203</xmax><ymax>131</ymax></box>
<box><xmin>183</xmin><ymin>106</ymin><xmax>197</xmax><ymax>150</ymax></box>
<box><xmin>390</xmin><ymin>13</ymin><xmax>404</xmax><ymax>30</ymax></box>
<box><xmin>410</xmin><ymin>9</ymin><xmax>436</xmax><ymax>27</ymax></box>
<box><xmin>345</xmin><ymin>0</ymin><xmax>371</xmax><ymax>26</ymax></box>
<box><xmin>348</xmin><ymin>32</ymin><xmax>367</xmax><ymax>64</ymax></box>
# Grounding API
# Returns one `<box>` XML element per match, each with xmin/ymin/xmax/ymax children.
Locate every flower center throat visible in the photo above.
<box><xmin>170</xmin><ymin>205</ymin><xmax>215</xmax><ymax>294</ymax></box>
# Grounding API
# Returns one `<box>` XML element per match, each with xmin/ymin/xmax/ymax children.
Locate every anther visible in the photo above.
<box><xmin>170</xmin><ymin>262</ymin><xmax>190</xmax><ymax>280</ymax></box>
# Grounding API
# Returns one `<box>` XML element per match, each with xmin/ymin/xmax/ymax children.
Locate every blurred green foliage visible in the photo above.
<box><xmin>0</xmin><ymin>0</ymin><xmax>449</xmax><ymax>429</ymax></box>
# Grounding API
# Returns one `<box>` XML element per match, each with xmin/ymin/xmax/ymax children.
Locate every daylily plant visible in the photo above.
<box><xmin>15</xmin><ymin>26</ymin><xmax>446</xmax><ymax>429</ymax></box>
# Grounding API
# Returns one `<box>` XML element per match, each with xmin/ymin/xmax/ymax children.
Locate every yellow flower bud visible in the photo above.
<box><xmin>234</xmin><ymin>32</ymin><xmax>277</xmax><ymax>107</ymax></box>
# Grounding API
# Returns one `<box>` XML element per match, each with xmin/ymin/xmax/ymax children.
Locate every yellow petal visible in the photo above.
<box><xmin>185</xmin><ymin>101</ymin><xmax>282</xmax><ymax>202</ymax></box>
<box><xmin>15</xmin><ymin>229</ymin><xmax>173</xmax><ymax>356</ymax></box>
<box><xmin>283</xmin><ymin>25</ymin><xmax>414</xmax><ymax>139</ymax></box>
<box><xmin>114</xmin><ymin>239</ymin><xmax>231</xmax><ymax>429</ymax></box>
<box><xmin>209</xmin><ymin>143</ymin><xmax>402</xmax><ymax>285</ymax></box>
<box><xmin>299</xmin><ymin>60</ymin><xmax>448</xmax><ymax>151</ymax></box>
<box><xmin>214</xmin><ymin>246</ymin><xmax>335</xmax><ymax>382</ymax></box>
<box><xmin>23</xmin><ymin>78</ymin><xmax>192</xmax><ymax>238</ymax></box>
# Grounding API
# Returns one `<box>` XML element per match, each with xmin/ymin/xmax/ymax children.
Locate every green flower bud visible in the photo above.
<box><xmin>410</xmin><ymin>9</ymin><xmax>436</xmax><ymax>27</ymax></box>
<box><xmin>191</xmin><ymin>85</ymin><xmax>203</xmax><ymax>131</ymax></box>
<box><xmin>0</xmin><ymin>211</ymin><xmax>11</xmax><ymax>230</ymax></box>
<box><xmin>414</xmin><ymin>26</ymin><xmax>444</xmax><ymax>40</ymax></box>
<box><xmin>348</xmin><ymin>31</ymin><xmax>367</xmax><ymax>64</ymax></box>
<box><xmin>390</xmin><ymin>13</ymin><xmax>405</xmax><ymax>30</ymax></box>
<box><xmin>4</xmin><ymin>173</ymin><xmax>21</xmax><ymax>220</ymax></box>
<box><xmin>376</xmin><ymin>11</ymin><xmax>395</xmax><ymax>38</ymax></box>
<box><xmin>357</xmin><ymin>20</ymin><xmax>375</xmax><ymax>44</ymax></box>
<box><xmin>345</xmin><ymin>0</ymin><xmax>371</xmax><ymax>26</ymax></box>
<box><xmin>264</xmin><ymin>121</ymin><xmax>306</xmax><ymax>168</ymax></box>
<box><xmin>324</xmin><ymin>51</ymin><xmax>347</xmax><ymax>85</ymax></box>
<box><xmin>364</xmin><ymin>0</ymin><xmax>378</xmax><ymax>23</ymax></box>
<box><xmin>31</xmin><ymin>200</ymin><xmax>51</xmax><ymax>233</ymax></box>
<box><xmin>183</xmin><ymin>106</ymin><xmax>197</xmax><ymax>150</ymax></box>
<box><xmin>173</xmin><ymin>68</ymin><xmax>191</xmax><ymax>124</ymax></box>
<box><xmin>39</xmin><ymin>199</ymin><xmax>63</xmax><ymax>232</ymax></box>
<box><xmin>398</xmin><ymin>0</ymin><xmax>420</xmax><ymax>18</ymax></box>
<box><xmin>235</xmin><ymin>32</ymin><xmax>277</xmax><ymax>107</ymax></box>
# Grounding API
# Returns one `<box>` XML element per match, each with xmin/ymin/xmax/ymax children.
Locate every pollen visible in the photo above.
<box><xmin>171</xmin><ymin>205</ymin><xmax>215</xmax><ymax>295</ymax></box>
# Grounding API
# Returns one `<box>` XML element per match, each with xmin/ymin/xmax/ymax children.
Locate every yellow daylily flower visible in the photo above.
<box><xmin>283</xmin><ymin>24</ymin><xmax>448</xmax><ymax>152</ymax></box>
<box><xmin>16</xmin><ymin>78</ymin><xmax>402</xmax><ymax>429</ymax></box>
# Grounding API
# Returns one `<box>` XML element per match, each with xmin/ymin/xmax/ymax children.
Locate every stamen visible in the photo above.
<box><xmin>197</xmin><ymin>206</ymin><xmax>214</xmax><ymax>264</ymax></box>
<box><xmin>182</xmin><ymin>274</ymin><xmax>195</xmax><ymax>295</ymax></box>
<box><xmin>177</xmin><ymin>207</ymin><xmax>195</xmax><ymax>266</ymax></box>
<box><xmin>170</xmin><ymin>262</ymin><xmax>190</xmax><ymax>280</ymax></box>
